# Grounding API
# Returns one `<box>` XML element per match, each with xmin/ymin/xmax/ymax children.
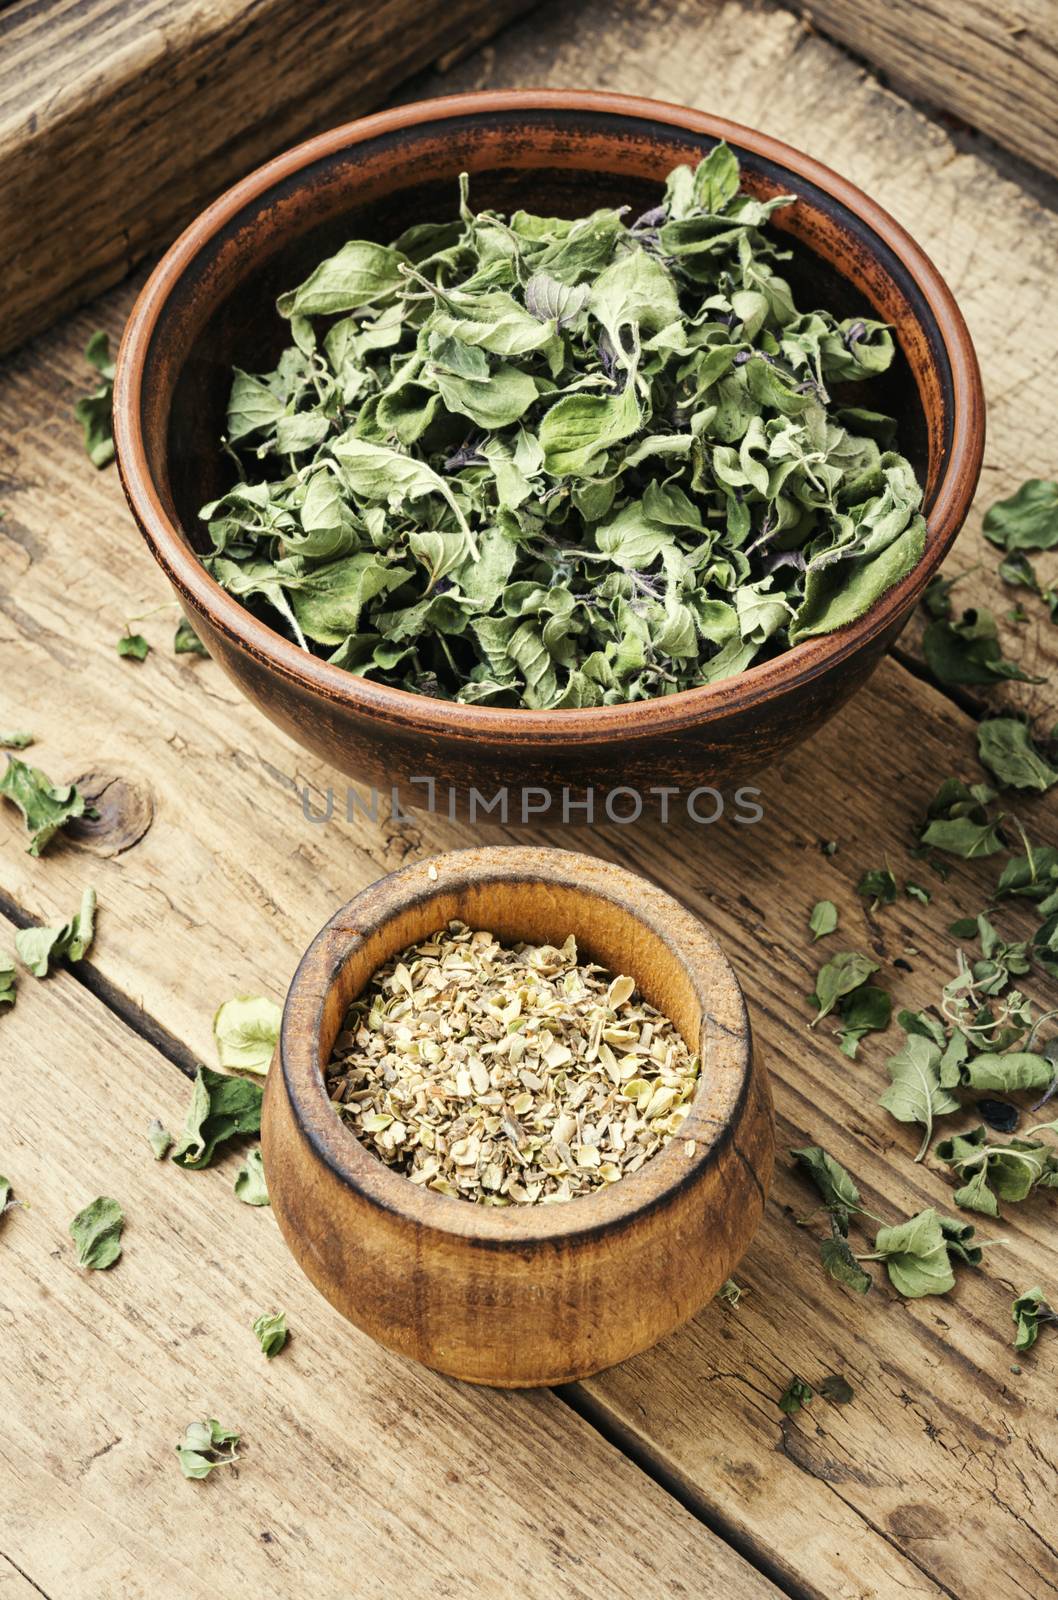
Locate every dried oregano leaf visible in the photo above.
<box><xmin>862</xmin><ymin>1209</ymin><xmax>955</xmax><ymax>1298</ymax></box>
<box><xmin>234</xmin><ymin>1148</ymin><xmax>269</xmax><ymax>1206</ymax></box>
<box><xmin>15</xmin><ymin>887</ymin><xmax>97</xmax><ymax>977</ymax></box>
<box><xmin>171</xmin><ymin>1068</ymin><xmax>263</xmax><ymax>1170</ymax></box>
<box><xmin>0</xmin><ymin>1176</ymin><xmax>20</xmax><ymax>1219</ymax></box>
<box><xmin>213</xmin><ymin>995</ymin><xmax>282</xmax><ymax>1074</ymax></box>
<box><xmin>198</xmin><ymin>147</ymin><xmax>926</xmax><ymax>710</ymax></box>
<box><xmin>69</xmin><ymin>1196</ymin><xmax>124</xmax><ymax>1270</ymax></box>
<box><xmin>147</xmin><ymin>1119</ymin><xmax>173</xmax><ymax>1160</ymax></box>
<box><xmin>252</xmin><ymin>1310</ymin><xmax>288</xmax><ymax>1358</ymax></box>
<box><xmin>174</xmin><ymin>618</ymin><xmax>209</xmax><ymax>656</ymax></box>
<box><xmin>983</xmin><ymin>480</ymin><xmax>1058</xmax><ymax>552</ymax></box>
<box><xmin>176</xmin><ymin>1418</ymin><xmax>240</xmax><ymax>1480</ymax></box>
<box><xmin>1012</xmin><ymin>1286</ymin><xmax>1057</xmax><ymax>1351</ymax></box>
<box><xmin>778</xmin><ymin>1376</ymin><xmax>814</xmax><ymax>1415</ymax></box>
<box><xmin>809</xmin><ymin>951</ymin><xmax>878</xmax><ymax>1026</ymax></box>
<box><xmin>74</xmin><ymin>331</ymin><xmax>115</xmax><ymax>469</ymax></box>
<box><xmin>116</xmin><ymin>632</ymin><xmax>150</xmax><ymax>661</ymax></box>
<box><xmin>0</xmin><ymin>755</ymin><xmax>91</xmax><ymax>855</ymax></box>
<box><xmin>879</xmin><ymin>1035</ymin><xmax>960</xmax><ymax>1161</ymax></box>
<box><xmin>977</xmin><ymin>719</ymin><xmax>1058</xmax><ymax>794</ymax></box>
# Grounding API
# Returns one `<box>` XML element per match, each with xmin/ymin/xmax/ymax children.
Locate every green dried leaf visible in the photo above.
<box><xmin>0</xmin><ymin>755</ymin><xmax>89</xmax><ymax>855</ymax></box>
<box><xmin>809</xmin><ymin>900</ymin><xmax>838</xmax><ymax>940</ymax></box>
<box><xmin>0</xmin><ymin>959</ymin><xmax>16</xmax><ymax>1010</ymax></box>
<box><xmin>74</xmin><ymin>330</ymin><xmax>115</xmax><ymax>468</ymax></box>
<box><xmin>234</xmin><ymin>1147</ymin><xmax>270</xmax><ymax>1206</ymax></box>
<box><xmin>147</xmin><ymin>1119</ymin><xmax>173</xmax><ymax>1160</ymax></box>
<box><xmin>879</xmin><ymin>1035</ymin><xmax>960</xmax><ymax>1160</ymax></box>
<box><xmin>69</xmin><ymin>1196</ymin><xmax>124</xmax><ymax>1269</ymax></box>
<box><xmin>836</xmin><ymin>984</ymin><xmax>891</xmax><ymax>1059</ymax></box>
<box><xmin>0</xmin><ymin>1176</ymin><xmax>19</xmax><ymax>1218</ymax></box>
<box><xmin>278</xmin><ymin>240</ymin><xmax>407</xmax><ymax>319</ymax></box>
<box><xmin>922</xmin><ymin>607</ymin><xmax>1040</xmax><ymax>686</ymax></box>
<box><xmin>252</xmin><ymin>1309</ymin><xmax>288</xmax><ymax>1358</ymax></box>
<box><xmin>977</xmin><ymin>719</ymin><xmax>1058</xmax><ymax>794</ymax></box>
<box><xmin>213</xmin><ymin>994</ymin><xmax>281</xmax><ymax>1074</ymax></box>
<box><xmin>856</xmin><ymin>866</ymin><xmax>896</xmax><ymax>908</ymax></box>
<box><xmin>176</xmin><ymin>1418</ymin><xmax>241</xmax><ymax>1479</ymax></box>
<box><xmin>174</xmin><ymin>618</ymin><xmax>209</xmax><ymax>656</ymax></box>
<box><xmin>117</xmin><ymin>632</ymin><xmax>150</xmax><ymax>661</ymax></box>
<box><xmin>778</xmin><ymin>1376</ymin><xmax>814</xmax><ymax>1415</ymax></box>
<box><xmin>820</xmin><ymin>1231</ymin><xmax>873</xmax><ymax>1294</ymax></box>
<box><xmin>819</xmin><ymin>1374</ymin><xmax>855</xmax><ymax>1404</ymax></box>
<box><xmin>983</xmin><ymin>479</ymin><xmax>1058</xmax><ymax>552</ymax></box>
<box><xmin>938</xmin><ymin>1215</ymin><xmax>983</xmax><ymax>1268</ymax></box>
<box><xmin>934</xmin><ymin>1124</ymin><xmax>1054</xmax><ymax>1216</ymax></box>
<box><xmin>866</xmin><ymin>1209</ymin><xmax>955</xmax><ymax>1298</ymax></box>
<box><xmin>962</xmin><ymin>1052</ymin><xmax>1055</xmax><ymax>1093</ymax></box>
<box><xmin>1012</xmin><ymin>1286</ymin><xmax>1056</xmax><ymax>1351</ymax></box>
<box><xmin>524</xmin><ymin>273</ymin><xmax>590</xmax><ymax>327</ymax></box>
<box><xmin>0</xmin><ymin>732</ymin><xmax>34</xmax><ymax>749</ymax></box>
<box><xmin>810</xmin><ymin>951</ymin><xmax>879</xmax><ymax>1025</ymax></box>
<box><xmin>15</xmin><ymin>887</ymin><xmax>97</xmax><ymax>976</ymax></box>
<box><xmin>171</xmin><ymin>1067</ymin><xmax>264</xmax><ymax>1170</ymax></box>
<box><xmin>791</xmin><ymin>1145</ymin><xmax>861</xmax><ymax>1221</ymax></box>
<box><xmin>919</xmin><ymin>778</ymin><xmax>1006</xmax><ymax>860</ymax></box>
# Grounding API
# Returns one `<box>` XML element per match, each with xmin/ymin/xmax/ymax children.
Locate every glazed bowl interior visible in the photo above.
<box><xmin>140</xmin><ymin>96</ymin><xmax>954</xmax><ymax>589</ymax></box>
<box><xmin>283</xmin><ymin>849</ymin><xmax>754</xmax><ymax>1241</ymax></box>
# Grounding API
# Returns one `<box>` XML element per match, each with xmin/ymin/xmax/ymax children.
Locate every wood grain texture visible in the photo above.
<box><xmin>0</xmin><ymin>1560</ymin><xmax>43</xmax><ymax>1600</ymax></box>
<box><xmin>2</xmin><ymin>289</ymin><xmax>1057</xmax><ymax>1597</ymax></box>
<box><xmin>788</xmin><ymin>0</ymin><xmax>1058</xmax><ymax>183</ymax></box>
<box><xmin>0</xmin><ymin>913</ymin><xmax>777</xmax><ymax>1600</ymax></box>
<box><xmin>1</xmin><ymin>0</ymin><xmax>1058</xmax><ymax>1593</ymax></box>
<box><xmin>0</xmin><ymin>0</ymin><xmax>535</xmax><ymax>354</ymax></box>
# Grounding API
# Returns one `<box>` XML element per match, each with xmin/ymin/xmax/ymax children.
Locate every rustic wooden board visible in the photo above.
<box><xmin>0</xmin><ymin>1561</ymin><xmax>41</xmax><ymax>1600</ymax></box>
<box><xmin>0</xmin><ymin>917</ymin><xmax>776</xmax><ymax>1600</ymax></box>
<box><xmin>2</xmin><ymin>2</ymin><xmax>1058</xmax><ymax>1595</ymax></box>
<box><xmin>2</xmin><ymin>285</ymin><xmax>1057</xmax><ymax>1600</ymax></box>
<box><xmin>786</xmin><ymin>0</ymin><xmax>1058</xmax><ymax>184</ymax></box>
<box><xmin>0</xmin><ymin>0</ymin><xmax>535</xmax><ymax>355</ymax></box>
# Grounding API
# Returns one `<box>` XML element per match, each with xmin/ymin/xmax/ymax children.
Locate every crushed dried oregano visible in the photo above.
<box><xmin>325</xmin><ymin>921</ymin><xmax>700</xmax><ymax>1204</ymax></box>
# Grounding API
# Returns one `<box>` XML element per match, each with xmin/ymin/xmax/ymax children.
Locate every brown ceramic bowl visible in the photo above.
<box><xmin>114</xmin><ymin>90</ymin><xmax>984</xmax><ymax>808</ymax></box>
<box><xmin>261</xmin><ymin>846</ymin><xmax>772</xmax><ymax>1386</ymax></box>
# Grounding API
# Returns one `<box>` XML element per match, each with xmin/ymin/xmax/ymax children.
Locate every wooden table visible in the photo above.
<box><xmin>2</xmin><ymin>2</ymin><xmax>1057</xmax><ymax>1596</ymax></box>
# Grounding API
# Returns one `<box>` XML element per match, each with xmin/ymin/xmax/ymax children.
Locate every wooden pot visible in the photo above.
<box><xmin>262</xmin><ymin>847</ymin><xmax>773</xmax><ymax>1387</ymax></box>
<box><xmin>114</xmin><ymin>90</ymin><xmax>984</xmax><ymax>810</ymax></box>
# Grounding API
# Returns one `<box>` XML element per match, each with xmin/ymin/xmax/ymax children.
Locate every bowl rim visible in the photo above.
<box><xmin>276</xmin><ymin>845</ymin><xmax>757</xmax><ymax>1245</ymax></box>
<box><xmin>114</xmin><ymin>87</ymin><xmax>985</xmax><ymax>745</ymax></box>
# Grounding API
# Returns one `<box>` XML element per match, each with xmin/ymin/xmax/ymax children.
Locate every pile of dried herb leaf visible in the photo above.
<box><xmin>326</xmin><ymin>921</ymin><xmax>700</xmax><ymax>1203</ymax></box>
<box><xmin>201</xmin><ymin>145</ymin><xmax>925</xmax><ymax>708</ymax></box>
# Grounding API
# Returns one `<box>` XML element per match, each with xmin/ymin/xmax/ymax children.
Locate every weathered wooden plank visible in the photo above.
<box><xmin>0</xmin><ymin>1558</ymin><xmax>45</xmax><ymax>1600</ymax></box>
<box><xmin>0</xmin><ymin>915</ymin><xmax>776</xmax><ymax>1600</ymax></box>
<box><xmin>2</xmin><ymin>3</ymin><xmax>1058</xmax><ymax>1592</ymax></box>
<box><xmin>0</xmin><ymin>0</ymin><xmax>535</xmax><ymax>355</ymax></box>
<box><xmin>2</xmin><ymin>287</ymin><xmax>1058</xmax><ymax>1599</ymax></box>
<box><xmin>786</xmin><ymin>0</ymin><xmax>1058</xmax><ymax>184</ymax></box>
